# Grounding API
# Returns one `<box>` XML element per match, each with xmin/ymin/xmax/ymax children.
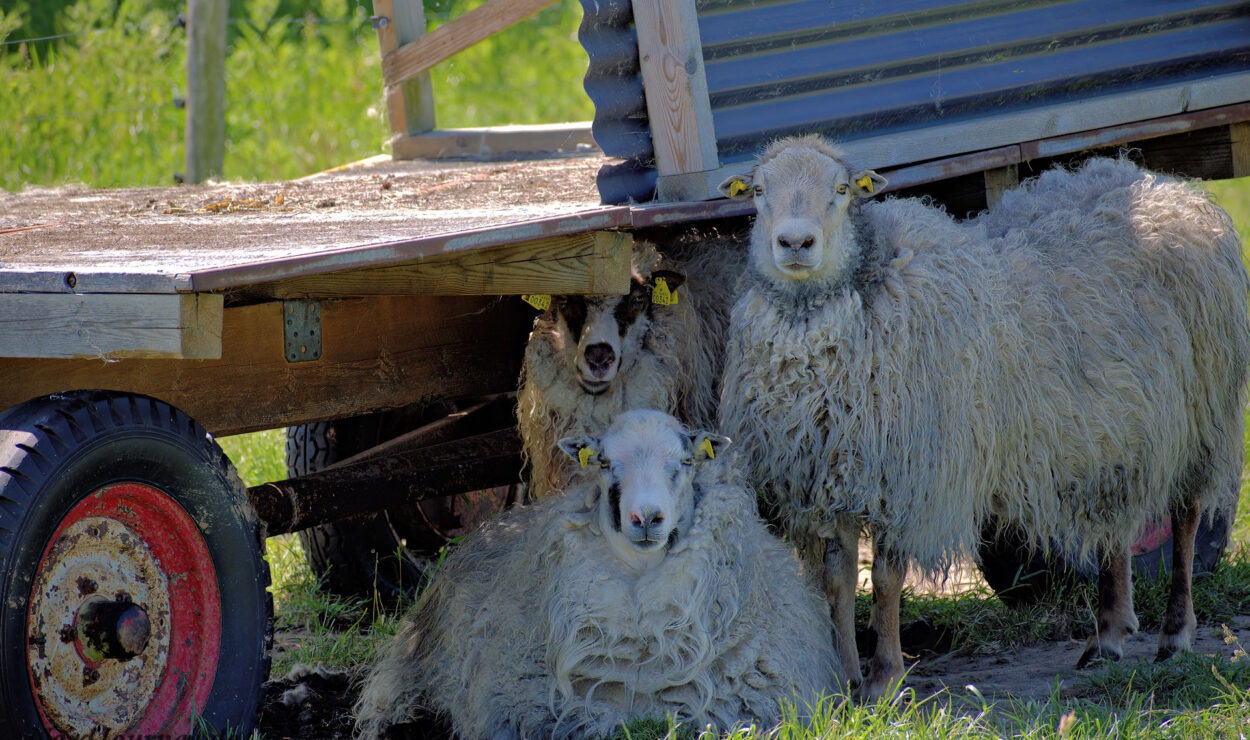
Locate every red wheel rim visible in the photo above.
<box><xmin>26</xmin><ymin>482</ymin><xmax>222</xmax><ymax>736</ymax></box>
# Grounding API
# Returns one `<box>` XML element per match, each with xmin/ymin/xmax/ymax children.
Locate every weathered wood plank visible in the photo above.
<box><xmin>632</xmin><ymin>0</ymin><xmax>720</xmax><ymax>181</ymax></box>
<box><xmin>238</xmin><ymin>230</ymin><xmax>633</xmax><ymax>300</ymax></box>
<box><xmin>380</xmin><ymin>0</ymin><xmax>556</xmax><ymax>89</ymax></box>
<box><xmin>391</xmin><ymin>122</ymin><xmax>595</xmax><ymax>159</ymax></box>
<box><xmin>375</xmin><ymin>0</ymin><xmax>437</xmax><ymax>138</ymax></box>
<box><xmin>0</xmin><ymin>295</ymin><xmax>533</xmax><ymax>436</ymax></box>
<box><xmin>983</xmin><ymin>165</ymin><xmax>1019</xmax><ymax>209</ymax></box>
<box><xmin>0</xmin><ymin>293</ymin><xmax>222</xmax><ymax>359</ymax></box>
<box><xmin>1231</xmin><ymin>121</ymin><xmax>1250</xmax><ymax>178</ymax></box>
<box><xmin>185</xmin><ymin>0</ymin><xmax>227</xmax><ymax>183</ymax></box>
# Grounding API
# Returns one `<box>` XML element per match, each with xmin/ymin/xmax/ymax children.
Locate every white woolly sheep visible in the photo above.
<box><xmin>354</xmin><ymin>409</ymin><xmax>843</xmax><ymax>739</ymax></box>
<box><xmin>718</xmin><ymin>135</ymin><xmax>1250</xmax><ymax>698</ymax></box>
<box><xmin>516</xmin><ymin>239</ymin><xmax>740</xmax><ymax>499</ymax></box>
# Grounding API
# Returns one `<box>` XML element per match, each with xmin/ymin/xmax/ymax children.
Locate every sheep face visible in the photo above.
<box><xmin>549</xmin><ymin>271</ymin><xmax>685</xmax><ymax>395</ymax></box>
<box><xmin>559</xmin><ymin>410</ymin><xmax>728</xmax><ymax>567</ymax></box>
<box><xmin>720</xmin><ymin>137</ymin><xmax>885</xmax><ymax>285</ymax></box>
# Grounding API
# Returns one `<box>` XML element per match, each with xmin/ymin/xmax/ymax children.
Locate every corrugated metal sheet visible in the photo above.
<box><xmin>580</xmin><ymin>0</ymin><xmax>1250</xmax><ymax>204</ymax></box>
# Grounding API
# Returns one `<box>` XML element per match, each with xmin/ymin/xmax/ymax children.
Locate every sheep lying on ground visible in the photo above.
<box><xmin>354</xmin><ymin>409</ymin><xmax>842</xmax><ymax>739</ymax></box>
<box><xmin>718</xmin><ymin>135</ymin><xmax>1250</xmax><ymax>698</ymax></box>
<box><xmin>517</xmin><ymin>238</ymin><xmax>740</xmax><ymax>498</ymax></box>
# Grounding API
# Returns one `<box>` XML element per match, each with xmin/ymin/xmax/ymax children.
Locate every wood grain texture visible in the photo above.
<box><xmin>0</xmin><ymin>295</ymin><xmax>534</xmax><ymax>436</ymax></box>
<box><xmin>0</xmin><ymin>293</ymin><xmax>222</xmax><ymax>360</ymax></box>
<box><xmin>375</xmin><ymin>0</ymin><xmax>437</xmax><ymax>137</ymax></box>
<box><xmin>185</xmin><ymin>0</ymin><xmax>227</xmax><ymax>182</ymax></box>
<box><xmin>1231</xmin><ymin>122</ymin><xmax>1250</xmax><ymax>178</ymax></box>
<box><xmin>631</xmin><ymin>0</ymin><xmax>719</xmax><ymax>179</ymax></box>
<box><xmin>380</xmin><ymin>0</ymin><xmax>556</xmax><ymax>89</ymax></box>
<box><xmin>238</xmin><ymin>230</ymin><xmax>633</xmax><ymax>299</ymax></box>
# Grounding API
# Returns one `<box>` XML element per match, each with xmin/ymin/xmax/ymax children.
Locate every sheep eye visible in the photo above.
<box><xmin>681</xmin><ymin>457</ymin><xmax>694</xmax><ymax>467</ymax></box>
<box><xmin>835</xmin><ymin>183</ymin><xmax>849</xmax><ymax>195</ymax></box>
<box><xmin>753</xmin><ymin>184</ymin><xmax>764</xmax><ymax>197</ymax></box>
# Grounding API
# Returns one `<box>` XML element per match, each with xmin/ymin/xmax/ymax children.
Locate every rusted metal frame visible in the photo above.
<box><xmin>1020</xmin><ymin>101</ymin><xmax>1250</xmax><ymax>160</ymax></box>
<box><xmin>250</xmin><ymin>426</ymin><xmax>522</xmax><ymax>537</ymax></box>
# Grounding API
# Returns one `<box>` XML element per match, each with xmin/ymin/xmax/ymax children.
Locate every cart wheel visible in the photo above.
<box><xmin>978</xmin><ymin>503</ymin><xmax>1235</xmax><ymax>607</ymax></box>
<box><xmin>286</xmin><ymin>415</ymin><xmax>510</xmax><ymax>601</ymax></box>
<box><xmin>0</xmin><ymin>391</ymin><xmax>272</xmax><ymax>737</ymax></box>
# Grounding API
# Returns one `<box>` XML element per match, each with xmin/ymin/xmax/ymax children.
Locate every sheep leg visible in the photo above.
<box><xmin>1077</xmin><ymin>547</ymin><xmax>1138</xmax><ymax>668</ymax></box>
<box><xmin>861</xmin><ymin>539</ymin><xmax>906</xmax><ymax>700</ymax></box>
<box><xmin>1156</xmin><ymin>497</ymin><xmax>1201</xmax><ymax>661</ymax></box>
<box><xmin>822</xmin><ymin>519</ymin><xmax>863</xmax><ymax>688</ymax></box>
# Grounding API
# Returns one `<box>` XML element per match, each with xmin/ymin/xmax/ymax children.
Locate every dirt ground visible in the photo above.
<box><xmin>254</xmin><ymin>555</ymin><xmax>1250</xmax><ymax>739</ymax></box>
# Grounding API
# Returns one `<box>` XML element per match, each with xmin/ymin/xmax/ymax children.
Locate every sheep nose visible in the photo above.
<box><xmin>630</xmin><ymin>507</ymin><xmax>664</xmax><ymax>531</ymax></box>
<box><xmin>776</xmin><ymin>233</ymin><xmax>816</xmax><ymax>251</ymax></box>
<box><xmin>584</xmin><ymin>343</ymin><xmax>616</xmax><ymax>375</ymax></box>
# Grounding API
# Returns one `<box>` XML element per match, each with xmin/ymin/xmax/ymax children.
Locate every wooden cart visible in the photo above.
<box><xmin>4</xmin><ymin>0</ymin><xmax>1250</xmax><ymax>733</ymax></box>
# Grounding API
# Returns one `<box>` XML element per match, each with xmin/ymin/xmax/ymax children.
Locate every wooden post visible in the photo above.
<box><xmin>374</xmin><ymin>0</ymin><xmax>437</xmax><ymax>145</ymax></box>
<box><xmin>185</xmin><ymin>0</ymin><xmax>227</xmax><ymax>183</ymax></box>
<box><xmin>631</xmin><ymin>0</ymin><xmax>719</xmax><ymax>197</ymax></box>
<box><xmin>1231</xmin><ymin>122</ymin><xmax>1250</xmax><ymax>179</ymax></box>
<box><xmin>983</xmin><ymin>164</ymin><xmax>1019</xmax><ymax>209</ymax></box>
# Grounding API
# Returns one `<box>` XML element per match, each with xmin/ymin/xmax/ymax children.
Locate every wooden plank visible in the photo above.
<box><xmin>184</xmin><ymin>207</ymin><xmax>633</xmax><ymax>293</ymax></box>
<box><xmin>0</xmin><ymin>293</ymin><xmax>222</xmax><ymax>360</ymax></box>
<box><xmin>631</xmin><ymin>0</ymin><xmax>720</xmax><ymax>181</ymax></box>
<box><xmin>380</xmin><ymin>0</ymin><xmax>556</xmax><ymax>89</ymax></box>
<box><xmin>1231</xmin><ymin>122</ymin><xmax>1250</xmax><ymax>178</ymax></box>
<box><xmin>983</xmin><ymin>165</ymin><xmax>1019</xmax><ymax>209</ymax></box>
<box><xmin>375</xmin><ymin>0</ymin><xmax>437</xmax><ymax>138</ymax></box>
<box><xmin>0</xmin><ymin>295</ymin><xmax>534</xmax><ymax>436</ymax></box>
<box><xmin>185</xmin><ymin>0</ymin><xmax>227</xmax><ymax>182</ymax></box>
<box><xmin>390</xmin><ymin>122</ymin><xmax>595</xmax><ymax>159</ymax></box>
<box><xmin>238</xmin><ymin>231</ymin><xmax>633</xmax><ymax>300</ymax></box>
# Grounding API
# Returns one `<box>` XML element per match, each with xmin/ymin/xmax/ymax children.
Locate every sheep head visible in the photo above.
<box><xmin>558</xmin><ymin>410</ymin><xmax>729</xmax><ymax>568</ymax></box>
<box><xmin>546</xmin><ymin>270</ymin><xmax>685</xmax><ymax>395</ymax></box>
<box><xmin>720</xmin><ymin>135</ymin><xmax>885</xmax><ymax>286</ymax></box>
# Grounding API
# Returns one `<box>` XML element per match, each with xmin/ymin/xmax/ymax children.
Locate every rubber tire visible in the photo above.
<box><xmin>0</xmin><ymin>391</ymin><xmax>272</xmax><ymax>736</ymax></box>
<box><xmin>978</xmin><ymin>503</ymin><xmax>1236</xmax><ymax>607</ymax></box>
<box><xmin>286</xmin><ymin>416</ymin><xmax>435</xmax><ymax>601</ymax></box>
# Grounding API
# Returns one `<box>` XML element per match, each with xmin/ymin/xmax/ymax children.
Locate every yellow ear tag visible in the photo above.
<box><xmin>697</xmin><ymin>438</ymin><xmax>715</xmax><ymax>459</ymax></box>
<box><xmin>578</xmin><ymin>446</ymin><xmax>595</xmax><ymax>468</ymax></box>
<box><xmin>652</xmin><ymin>277</ymin><xmax>678</xmax><ymax>306</ymax></box>
<box><xmin>728</xmin><ymin>178</ymin><xmax>750</xmax><ymax>197</ymax></box>
<box><xmin>856</xmin><ymin>175</ymin><xmax>876</xmax><ymax>194</ymax></box>
<box><xmin>522</xmin><ymin>294</ymin><xmax>551</xmax><ymax>311</ymax></box>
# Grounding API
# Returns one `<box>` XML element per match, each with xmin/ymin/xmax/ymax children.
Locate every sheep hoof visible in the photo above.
<box><xmin>1076</xmin><ymin>642</ymin><xmax>1121</xmax><ymax>669</ymax></box>
<box><xmin>1154</xmin><ymin>644</ymin><xmax>1179</xmax><ymax>663</ymax></box>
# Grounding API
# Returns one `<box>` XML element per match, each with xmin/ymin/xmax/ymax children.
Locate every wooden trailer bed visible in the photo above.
<box><xmin>0</xmin><ymin>153</ymin><xmax>744</xmax><ymax>436</ymax></box>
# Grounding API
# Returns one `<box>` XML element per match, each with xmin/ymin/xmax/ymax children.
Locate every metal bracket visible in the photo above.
<box><xmin>283</xmin><ymin>300</ymin><xmax>322</xmax><ymax>363</ymax></box>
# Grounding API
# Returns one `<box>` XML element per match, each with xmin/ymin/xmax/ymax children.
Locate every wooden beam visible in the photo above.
<box><xmin>375</xmin><ymin>0</ymin><xmax>437</xmax><ymax>139</ymax></box>
<box><xmin>238</xmin><ymin>230</ymin><xmax>633</xmax><ymax>300</ymax></box>
<box><xmin>1231</xmin><ymin>122</ymin><xmax>1250</xmax><ymax>179</ymax></box>
<box><xmin>0</xmin><ymin>295</ymin><xmax>534</xmax><ymax>436</ymax></box>
<box><xmin>380</xmin><ymin>0</ymin><xmax>556</xmax><ymax>90</ymax></box>
<box><xmin>983</xmin><ymin>164</ymin><xmax>1019</xmax><ymax>209</ymax></box>
<box><xmin>0</xmin><ymin>293</ymin><xmax>222</xmax><ymax>359</ymax></box>
<box><xmin>185</xmin><ymin>0</ymin><xmax>227</xmax><ymax>183</ymax></box>
<box><xmin>631</xmin><ymin>0</ymin><xmax>719</xmax><ymax>183</ymax></box>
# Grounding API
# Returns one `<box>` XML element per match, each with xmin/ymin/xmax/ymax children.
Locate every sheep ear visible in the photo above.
<box><xmin>558</xmin><ymin>434</ymin><xmax>600</xmax><ymax>468</ymax></box>
<box><xmin>690</xmin><ymin>431</ymin><xmax>731</xmax><ymax>462</ymax></box>
<box><xmin>851</xmin><ymin>170</ymin><xmax>887</xmax><ymax>197</ymax></box>
<box><xmin>718</xmin><ymin>172</ymin><xmax>754</xmax><ymax>200</ymax></box>
<box><xmin>649</xmin><ymin>269</ymin><xmax>685</xmax><ymax>306</ymax></box>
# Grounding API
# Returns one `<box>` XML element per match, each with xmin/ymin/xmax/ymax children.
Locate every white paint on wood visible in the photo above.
<box><xmin>0</xmin><ymin>293</ymin><xmax>223</xmax><ymax>359</ymax></box>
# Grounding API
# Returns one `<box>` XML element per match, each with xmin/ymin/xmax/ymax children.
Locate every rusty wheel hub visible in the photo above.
<box><xmin>27</xmin><ymin>515</ymin><xmax>171</xmax><ymax>736</ymax></box>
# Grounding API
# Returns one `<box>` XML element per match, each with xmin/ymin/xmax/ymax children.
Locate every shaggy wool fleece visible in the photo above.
<box><xmin>721</xmin><ymin>154</ymin><xmax>1250</xmax><ymax>573</ymax></box>
<box><xmin>517</xmin><ymin>239</ymin><xmax>741</xmax><ymax>499</ymax></box>
<box><xmin>353</xmin><ymin>446</ymin><xmax>841</xmax><ymax>739</ymax></box>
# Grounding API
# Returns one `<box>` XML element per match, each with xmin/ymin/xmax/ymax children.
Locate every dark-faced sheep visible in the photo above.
<box><xmin>517</xmin><ymin>240</ymin><xmax>739</xmax><ymax>499</ymax></box>
<box><xmin>718</xmin><ymin>134</ymin><xmax>1250</xmax><ymax>698</ymax></box>
<box><xmin>353</xmin><ymin>409</ymin><xmax>843</xmax><ymax>739</ymax></box>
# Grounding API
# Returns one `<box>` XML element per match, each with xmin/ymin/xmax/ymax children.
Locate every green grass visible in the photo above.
<box><xmin>0</xmin><ymin>0</ymin><xmax>589</xmax><ymax>191</ymax></box>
